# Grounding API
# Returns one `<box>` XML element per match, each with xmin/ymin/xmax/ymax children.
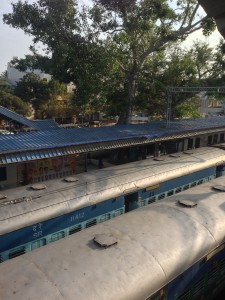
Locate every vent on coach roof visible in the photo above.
<box><xmin>0</xmin><ymin>193</ymin><xmax>7</xmax><ymax>200</ymax></box>
<box><xmin>178</xmin><ymin>200</ymin><xmax>197</xmax><ymax>208</ymax></box>
<box><xmin>64</xmin><ymin>176</ymin><xmax>78</xmax><ymax>183</ymax></box>
<box><xmin>93</xmin><ymin>234</ymin><xmax>118</xmax><ymax>248</ymax></box>
<box><xmin>183</xmin><ymin>150</ymin><xmax>194</xmax><ymax>155</ymax></box>
<box><xmin>170</xmin><ymin>154</ymin><xmax>181</xmax><ymax>158</ymax></box>
<box><xmin>30</xmin><ymin>184</ymin><xmax>47</xmax><ymax>190</ymax></box>
<box><xmin>212</xmin><ymin>185</ymin><xmax>225</xmax><ymax>192</ymax></box>
<box><xmin>154</xmin><ymin>157</ymin><xmax>165</xmax><ymax>161</ymax></box>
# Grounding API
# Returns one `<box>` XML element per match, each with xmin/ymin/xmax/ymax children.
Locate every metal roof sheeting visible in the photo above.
<box><xmin>1</xmin><ymin>116</ymin><xmax>225</xmax><ymax>164</ymax></box>
<box><xmin>0</xmin><ymin>106</ymin><xmax>60</xmax><ymax>130</ymax></box>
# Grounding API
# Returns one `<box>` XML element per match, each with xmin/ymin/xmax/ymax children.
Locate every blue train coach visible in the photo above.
<box><xmin>1</xmin><ymin>147</ymin><xmax>225</xmax><ymax>262</ymax></box>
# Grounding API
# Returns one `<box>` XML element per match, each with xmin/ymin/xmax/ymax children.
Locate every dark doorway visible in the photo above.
<box><xmin>195</xmin><ymin>138</ymin><xmax>200</xmax><ymax>148</ymax></box>
<box><xmin>124</xmin><ymin>192</ymin><xmax>139</xmax><ymax>213</ymax></box>
<box><xmin>188</xmin><ymin>139</ymin><xmax>193</xmax><ymax>149</ymax></box>
<box><xmin>208</xmin><ymin>135</ymin><xmax>212</xmax><ymax>145</ymax></box>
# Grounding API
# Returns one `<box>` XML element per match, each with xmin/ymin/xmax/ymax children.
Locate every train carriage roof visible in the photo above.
<box><xmin>1</xmin><ymin>146</ymin><xmax>225</xmax><ymax>235</ymax></box>
<box><xmin>1</xmin><ymin>176</ymin><xmax>225</xmax><ymax>299</ymax></box>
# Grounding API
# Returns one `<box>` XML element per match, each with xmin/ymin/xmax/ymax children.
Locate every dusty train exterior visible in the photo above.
<box><xmin>1</xmin><ymin>176</ymin><xmax>225</xmax><ymax>299</ymax></box>
<box><xmin>1</xmin><ymin>147</ymin><xmax>225</xmax><ymax>262</ymax></box>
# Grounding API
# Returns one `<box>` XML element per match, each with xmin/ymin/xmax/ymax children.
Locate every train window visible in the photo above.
<box><xmin>220</xmin><ymin>133</ymin><xmax>225</xmax><ymax>142</ymax></box>
<box><xmin>158</xmin><ymin>193</ymin><xmax>165</xmax><ymax>200</ymax></box>
<box><xmin>0</xmin><ymin>167</ymin><xmax>6</xmax><ymax>181</ymax></box>
<box><xmin>183</xmin><ymin>185</ymin><xmax>189</xmax><ymax>191</ymax></box>
<box><xmin>148</xmin><ymin>197</ymin><xmax>156</xmax><ymax>204</ymax></box>
<box><xmin>177</xmin><ymin>289</ymin><xmax>190</xmax><ymax>300</ymax></box>
<box><xmin>9</xmin><ymin>246</ymin><xmax>26</xmax><ymax>259</ymax></box>
<box><xmin>220</xmin><ymin>258</ymin><xmax>225</xmax><ymax>274</ymax></box>
<box><xmin>114</xmin><ymin>209</ymin><xmax>124</xmax><ymax>217</ymax></box>
<box><xmin>175</xmin><ymin>187</ymin><xmax>182</xmax><ymax>194</ymax></box>
<box><xmin>69</xmin><ymin>224</ymin><xmax>82</xmax><ymax>235</ymax></box>
<box><xmin>86</xmin><ymin>219</ymin><xmax>97</xmax><ymax>228</ymax></box>
<box><xmin>100</xmin><ymin>214</ymin><xmax>111</xmax><ymax>222</ymax></box>
<box><xmin>192</xmin><ymin>276</ymin><xmax>205</xmax><ymax>298</ymax></box>
<box><xmin>51</xmin><ymin>231</ymin><xmax>65</xmax><ymax>242</ymax></box>
<box><xmin>207</xmin><ymin>267</ymin><xmax>218</xmax><ymax>285</ymax></box>
<box><xmin>31</xmin><ymin>238</ymin><xmax>46</xmax><ymax>250</ymax></box>
<box><xmin>197</xmin><ymin>179</ymin><xmax>203</xmax><ymax>185</ymax></box>
<box><xmin>167</xmin><ymin>190</ymin><xmax>174</xmax><ymax>197</ymax></box>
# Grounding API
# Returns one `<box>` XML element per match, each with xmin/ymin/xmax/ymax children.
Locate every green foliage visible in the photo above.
<box><xmin>3</xmin><ymin>0</ymin><xmax>217</xmax><ymax>122</ymax></box>
<box><xmin>0</xmin><ymin>91</ymin><xmax>31</xmax><ymax>116</ymax></box>
<box><xmin>201</xmin><ymin>17</ymin><xmax>217</xmax><ymax>36</ymax></box>
<box><xmin>175</xmin><ymin>97</ymin><xmax>201</xmax><ymax>119</ymax></box>
<box><xmin>13</xmin><ymin>73</ymin><xmax>72</xmax><ymax>119</ymax></box>
<box><xmin>14</xmin><ymin>73</ymin><xmax>49</xmax><ymax>108</ymax></box>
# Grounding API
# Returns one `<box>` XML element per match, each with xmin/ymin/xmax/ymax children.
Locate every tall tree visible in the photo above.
<box><xmin>85</xmin><ymin>0</ymin><xmax>215</xmax><ymax>122</ymax></box>
<box><xmin>4</xmin><ymin>0</ymin><xmax>113</xmax><ymax>112</ymax></box>
<box><xmin>4</xmin><ymin>0</ymin><xmax>216</xmax><ymax>123</ymax></box>
<box><xmin>14</xmin><ymin>73</ymin><xmax>49</xmax><ymax>107</ymax></box>
<box><xmin>0</xmin><ymin>91</ymin><xmax>31</xmax><ymax>116</ymax></box>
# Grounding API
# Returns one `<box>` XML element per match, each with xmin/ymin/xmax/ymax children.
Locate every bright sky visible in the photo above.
<box><xmin>0</xmin><ymin>0</ymin><xmax>223</xmax><ymax>73</ymax></box>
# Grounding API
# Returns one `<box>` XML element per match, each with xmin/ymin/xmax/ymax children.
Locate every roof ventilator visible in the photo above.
<box><xmin>64</xmin><ymin>177</ymin><xmax>78</xmax><ymax>183</ymax></box>
<box><xmin>178</xmin><ymin>199</ymin><xmax>197</xmax><ymax>208</ymax></box>
<box><xmin>0</xmin><ymin>196</ymin><xmax>32</xmax><ymax>207</ymax></box>
<box><xmin>93</xmin><ymin>234</ymin><xmax>118</xmax><ymax>248</ymax></box>
<box><xmin>170</xmin><ymin>154</ymin><xmax>181</xmax><ymax>158</ymax></box>
<box><xmin>0</xmin><ymin>193</ymin><xmax>7</xmax><ymax>200</ymax></box>
<box><xmin>183</xmin><ymin>151</ymin><xmax>194</xmax><ymax>155</ymax></box>
<box><xmin>30</xmin><ymin>184</ymin><xmax>47</xmax><ymax>190</ymax></box>
<box><xmin>212</xmin><ymin>185</ymin><xmax>225</xmax><ymax>192</ymax></box>
<box><xmin>154</xmin><ymin>157</ymin><xmax>165</xmax><ymax>161</ymax></box>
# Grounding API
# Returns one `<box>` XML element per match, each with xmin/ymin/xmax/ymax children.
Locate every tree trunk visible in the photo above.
<box><xmin>125</xmin><ymin>70</ymin><xmax>137</xmax><ymax>124</ymax></box>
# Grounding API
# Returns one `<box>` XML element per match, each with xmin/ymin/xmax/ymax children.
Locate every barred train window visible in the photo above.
<box><xmin>167</xmin><ymin>190</ymin><xmax>174</xmax><ymax>197</ymax></box>
<box><xmin>158</xmin><ymin>193</ymin><xmax>165</xmax><ymax>200</ymax></box>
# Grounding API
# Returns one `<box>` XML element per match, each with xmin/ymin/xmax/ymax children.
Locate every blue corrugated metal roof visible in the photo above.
<box><xmin>0</xmin><ymin>106</ymin><xmax>60</xmax><ymax>130</ymax></box>
<box><xmin>1</xmin><ymin>116</ymin><xmax>225</xmax><ymax>164</ymax></box>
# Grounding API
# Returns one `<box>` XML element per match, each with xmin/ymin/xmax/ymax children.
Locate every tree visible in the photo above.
<box><xmin>85</xmin><ymin>0</ymin><xmax>215</xmax><ymax>122</ymax></box>
<box><xmin>14</xmin><ymin>73</ymin><xmax>49</xmax><ymax>109</ymax></box>
<box><xmin>4</xmin><ymin>0</ymin><xmax>113</xmax><ymax>114</ymax></box>
<box><xmin>0</xmin><ymin>71</ymin><xmax>31</xmax><ymax>116</ymax></box>
<box><xmin>4</xmin><ymin>0</ymin><xmax>216</xmax><ymax>123</ymax></box>
<box><xmin>0</xmin><ymin>91</ymin><xmax>31</xmax><ymax>116</ymax></box>
<box><xmin>14</xmin><ymin>73</ymin><xmax>73</xmax><ymax>120</ymax></box>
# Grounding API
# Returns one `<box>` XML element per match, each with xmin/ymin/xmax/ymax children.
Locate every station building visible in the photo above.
<box><xmin>1</xmin><ymin>104</ymin><xmax>225</xmax><ymax>190</ymax></box>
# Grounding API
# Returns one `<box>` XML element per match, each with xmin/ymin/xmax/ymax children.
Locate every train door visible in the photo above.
<box><xmin>124</xmin><ymin>192</ymin><xmax>139</xmax><ymax>213</ymax></box>
<box><xmin>216</xmin><ymin>164</ymin><xmax>225</xmax><ymax>178</ymax></box>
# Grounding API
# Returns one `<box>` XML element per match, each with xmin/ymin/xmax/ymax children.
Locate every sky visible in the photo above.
<box><xmin>0</xmin><ymin>0</ymin><xmax>223</xmax><ymax>74</ymax></box>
